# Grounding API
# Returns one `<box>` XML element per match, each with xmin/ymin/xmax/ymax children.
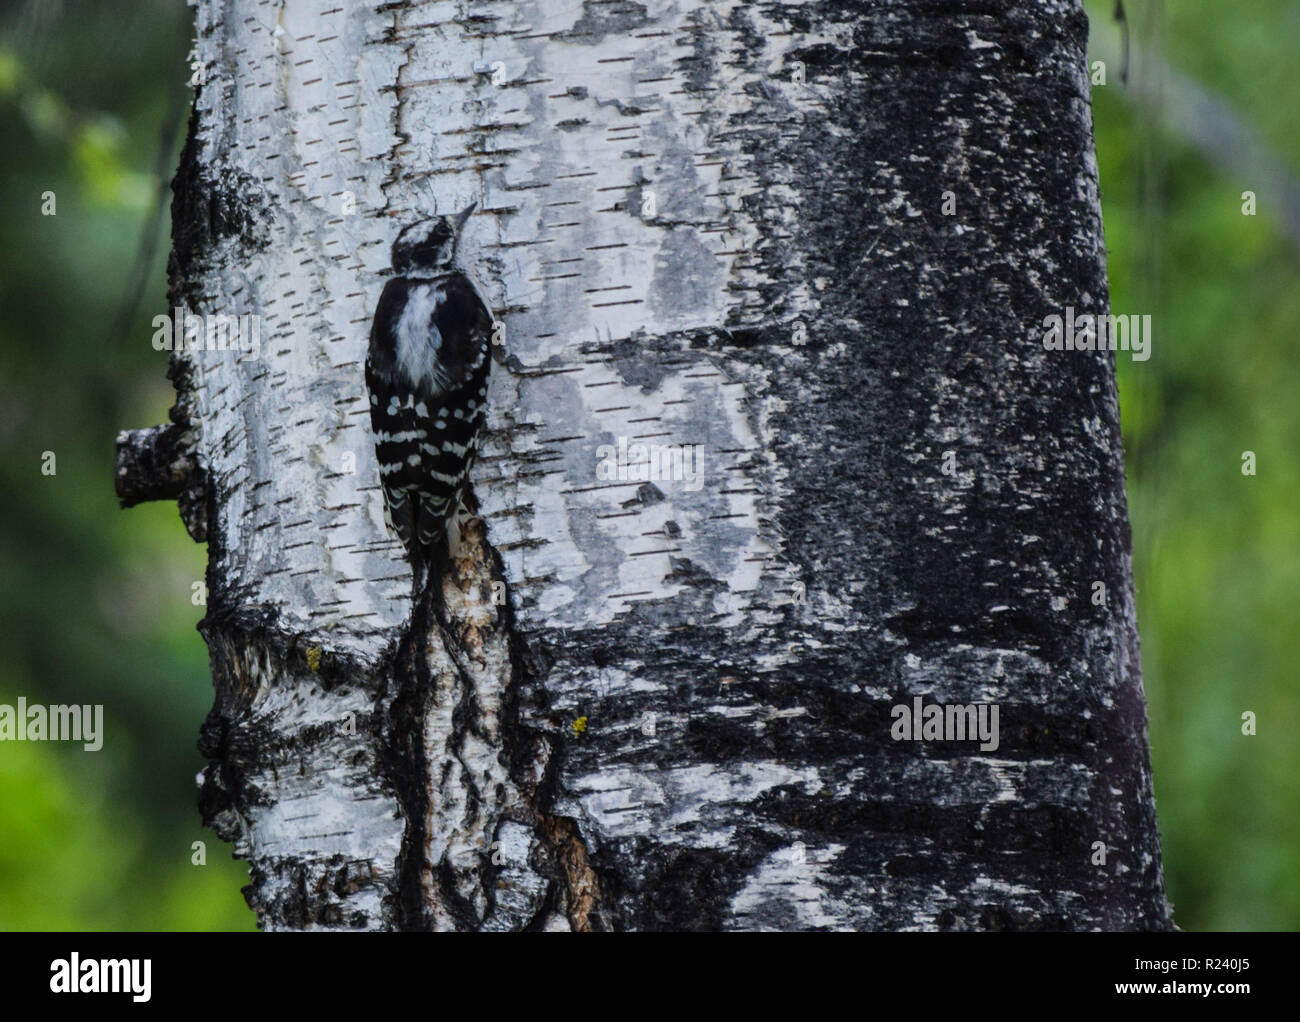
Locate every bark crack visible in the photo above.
<box><xmin>538</xmin><ymin>815</ymin><xmax>603</xmax><ymax>932</ymax></box>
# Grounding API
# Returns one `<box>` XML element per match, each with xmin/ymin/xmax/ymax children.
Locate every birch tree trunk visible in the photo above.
<box><xmin>117</xmin><ymin>0</ymin><xmax>1174</xmax><ymax>931</ymax></box>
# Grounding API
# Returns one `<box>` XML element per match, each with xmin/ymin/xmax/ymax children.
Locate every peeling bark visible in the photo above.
<box><xmin>118</xmin><ymin>0</ymin><xmax>1173</xmax><ymax>930</ymax></box>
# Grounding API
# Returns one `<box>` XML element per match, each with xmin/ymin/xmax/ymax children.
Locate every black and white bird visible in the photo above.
<box><xmin>365</xmin><ymin>204</ymin><xmax>493</xmax><ymax>589</ymax></box>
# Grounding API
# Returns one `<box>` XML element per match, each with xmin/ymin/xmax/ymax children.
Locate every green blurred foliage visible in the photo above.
<box><xmin>1087</xmin><ymin>0</ymin><xmax>1300</xmax><ymax>930</ymax></box>
<box><xmin>0</xmin><ymin>0</ymin><xmax>1293</xmax><ymax>931</ymax></box>
<box><xmin>0</xmin><ymin>1</ymin><xmax>254</xmax><ymax>930</ymax></box>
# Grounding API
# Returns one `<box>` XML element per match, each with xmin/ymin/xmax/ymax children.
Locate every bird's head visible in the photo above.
<box><xmin>391</xmin><ymin>202</ymin><xmax>476</xmax><ymax>275</ymax></box>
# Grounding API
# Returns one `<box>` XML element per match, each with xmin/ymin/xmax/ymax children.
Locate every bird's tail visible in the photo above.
<box><xmin>410</xmin><ymin>491</ymin><xmax>472</xmax><ymax>626</ymax></box>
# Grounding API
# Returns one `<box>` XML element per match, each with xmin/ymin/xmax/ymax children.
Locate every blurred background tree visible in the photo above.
<box><xmin>0</xmin><ymin>0</ymin><xmax>254</xmax><ymax>930</ymax></box>
<box><xmin>1090</xmin><ymin>0</ymin><xmax>1300</xmax><ymax>931</ymax></box>
<box><xmin>0</xmin><ymin>0</ymin><xmax>1293</xmax><ymax>931</ymax></box>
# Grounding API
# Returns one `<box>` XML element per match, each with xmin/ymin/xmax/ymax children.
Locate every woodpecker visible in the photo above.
<box><xmin>365</xmin><ymin>204</ymin><xmax>493</xmax><ymax>587</ymax></box>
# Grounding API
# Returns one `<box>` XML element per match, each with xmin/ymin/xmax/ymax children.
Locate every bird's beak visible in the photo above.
<box><xmin>454</xmin><ymin>202</ymin><xmax>478</xmax><ymax>232</ymax></box>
